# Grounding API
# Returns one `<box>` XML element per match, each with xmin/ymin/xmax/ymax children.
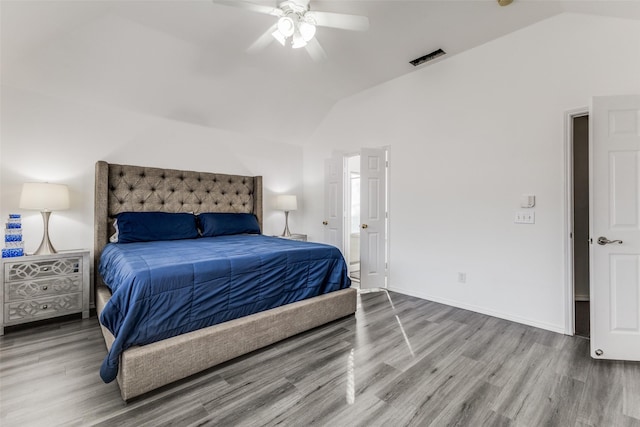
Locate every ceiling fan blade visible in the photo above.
<box><xmin>309</xmin><ymin>11</ymin><xmax>369</xmax><ymax>31</ymax></box>
<box><xmin>305</xmin><ymin>37</ymin><xmax>327</xmax><ymax>62</ymax></box>
<box><xmin>247</xmin><ymin>23</ymin><xmax>278</xmax><ymax>53</ymax></box>
<box><xmin>212</xmin><ymin>1</ymin><xmax>283</xmax><ymax>17</ymax></box>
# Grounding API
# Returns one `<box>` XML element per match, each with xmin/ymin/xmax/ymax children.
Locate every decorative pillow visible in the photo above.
<box><xmin>198</xmin><ymin>213</ymin><xmax>261</xmax><ymax>237</ymax></box>
<box><xmin>112</xmin><ymin>212</ymin><xmax>199</xmax><ymax>243</ymax></box>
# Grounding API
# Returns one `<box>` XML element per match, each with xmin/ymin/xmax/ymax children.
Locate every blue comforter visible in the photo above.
<box><xmin>98</xmin><ymin>234</ymin><xmax>351</xmax><ymax>383</ymax></box>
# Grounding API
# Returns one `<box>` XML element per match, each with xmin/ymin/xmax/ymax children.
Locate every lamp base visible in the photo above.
<box><xmin>281</xmin><ymin>211</ymin><xmax>292</xmax><ymax>237</ymax></box>
<box><xmin>34</xmin><ymin>211</ymin><xmax>57</xmax><ymax>255</ymax></box>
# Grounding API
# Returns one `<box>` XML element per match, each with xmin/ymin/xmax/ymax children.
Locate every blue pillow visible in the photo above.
<box><xmin>112</xmin><ymin>212</ymin><xmax>199</xmax><ymax>243</ymax></box>
<box><xmin>198</xmin><ymin>213</ymin><xmax>261</xmax><ymax>237</ymax></box>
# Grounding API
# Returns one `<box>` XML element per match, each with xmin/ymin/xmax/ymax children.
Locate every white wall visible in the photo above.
<box><xmin>0</xmin><ymin>86</ymin><xmax>304</xmax><ymax>289</ymax></box>
<box><xmin>303</xmin><ymin>13</ymin><xmax>640</xmax><ymax>333</ymax></box>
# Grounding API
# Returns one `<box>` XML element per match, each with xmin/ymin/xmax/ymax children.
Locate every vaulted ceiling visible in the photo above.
<box><xmin>3</xmin><ymin>1</ymin><xmax>640</xmax><ymax>144</ymax></box>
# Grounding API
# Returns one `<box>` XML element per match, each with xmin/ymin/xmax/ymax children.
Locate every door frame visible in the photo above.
<box><xmin>563</xmin><ymin>107</ymin><xmax>589</xmax><ymax>335</ymax></box>
<box><xmin>386</xmin><ymin>146</ymin><xmax>391</xmax><ymax>290</ymax></box>
<box><xmin>345</xmin><ymin>152</ymin><xmax>360</xmax><ymax>276</ymax></box>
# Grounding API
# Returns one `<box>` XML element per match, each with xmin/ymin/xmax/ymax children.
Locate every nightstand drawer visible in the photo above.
<box><xmin>4</xmin><ymin>257</ymin><xmax>81</xmax><ymax>281</ymax></box>
<box><xmin>5</xmin><ymin>275</ymin><xmax>83</xmax><ymax>302</ymax></box>
<box><xmin>5</xmin><ymin>293</ymin><xmax>82</xmax><ymax>323</ymax></box>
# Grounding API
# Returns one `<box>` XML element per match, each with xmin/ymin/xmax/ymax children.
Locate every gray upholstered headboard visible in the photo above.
<box><xmin>94</xmin><ymin>161</ymin><xmax>263</xmax><ymax>289</ymax></box>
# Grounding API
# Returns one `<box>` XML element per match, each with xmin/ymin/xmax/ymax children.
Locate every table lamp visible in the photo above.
<box><xmin>276</xmin><ymin>194</ymin><xmax>297</xmax><ymax>237</ymax></box>
<box><xmin>19</xmin><ymin>182</ymin><xmax>70</xmax><ymax>255</ymax></box>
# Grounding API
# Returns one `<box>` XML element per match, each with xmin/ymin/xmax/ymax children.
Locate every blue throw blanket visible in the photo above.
<box><xmin>98</xmin><ymin>234</ymin><xmax>351</xmax><ymax>383</ymax></box>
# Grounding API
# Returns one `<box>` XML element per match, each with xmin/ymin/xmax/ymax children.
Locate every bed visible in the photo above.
<box><xmin>94</xmin><ymin>161</ymin><xmax>357</xmax><ymax>400</ymax></box>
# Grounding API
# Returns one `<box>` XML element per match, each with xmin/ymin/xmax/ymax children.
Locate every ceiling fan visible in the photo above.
<box><xmin>213</xmin><ymin>0</ymin><xmax>370</xmax><ymax>61</ymax></box>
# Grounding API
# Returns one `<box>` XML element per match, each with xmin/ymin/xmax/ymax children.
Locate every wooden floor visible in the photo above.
<box><xmin>1</xmin><ymin>291</ymin><xmax>639</xmax><ymax>427</ymax></box>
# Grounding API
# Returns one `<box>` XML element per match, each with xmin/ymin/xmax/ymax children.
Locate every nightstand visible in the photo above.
<box><xmin>0</xmin><ymin>250</ymin><xmax>90</xmax><ymax>335</ymax></box>
<box><xmin>277</xmin><ymin>234</ymin><xmax>307</xmax><ymax>242</ymax></box>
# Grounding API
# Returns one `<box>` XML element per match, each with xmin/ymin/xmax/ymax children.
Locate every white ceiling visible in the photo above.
<box><xmin>3</xmin><ymin>1</ymin><xmax>640</xmax><ymax>144</ymax></box>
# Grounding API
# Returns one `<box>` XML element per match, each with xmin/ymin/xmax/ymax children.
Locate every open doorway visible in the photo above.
<box><xmin>572</xmin><ymin>114</ymin><xmax>590</xmax><ymax>338</ymax></box>
<box><xmin>565</xmin><ymin>95</ymin><xmax>640</xmax><ymax>359</ymax></box>
<box><xmin>324</xmin><ymin>147</ymin><xmax>389</xmax><ymax>291</ymax></box>
<box><xmin>347</xmin><ymin>155</ymin><xmax>361</xmax><ymax>285</ymax></box>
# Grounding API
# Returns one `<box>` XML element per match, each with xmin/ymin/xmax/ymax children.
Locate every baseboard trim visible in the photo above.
<box><xmin>387</xmin><ymin>285</ymin><xmax>566</xmax><ymax>335</ymax></box>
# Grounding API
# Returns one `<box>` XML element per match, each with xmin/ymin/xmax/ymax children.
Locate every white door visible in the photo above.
<box><xmin>591</xmin><ymin>95</ymin><xmax>640</xmax><ymax>360</ymax></box>
<box><xmin>324</xmin><ymin>156</ymin><xmax>345</xmax><ymax>253</ymax></box>
<box><xmin>359</xmin><ymin>148</ymin><xmax>387</xmax><ymax>289</ymax></box>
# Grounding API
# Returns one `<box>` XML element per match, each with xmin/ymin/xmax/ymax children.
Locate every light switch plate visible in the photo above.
<box><xmin>515</xmin><ymin>211</ymin><xmax>535</xmax><ymax>224</ymax></box>
<box><xmin>520</xmin><ymin>194</ymin><xmax>536</xmax><ymax>208</ymax></box>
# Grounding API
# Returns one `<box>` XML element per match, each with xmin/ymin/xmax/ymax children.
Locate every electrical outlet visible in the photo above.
<box><xmin>458</xmin><ymin>272</ymin><xmax>467</xmax><ymax>283</ymax></box>
<box><xmin>515</xmin><ymin>211</ymin><xmax>535</xmax><ymax>224</ymax></box>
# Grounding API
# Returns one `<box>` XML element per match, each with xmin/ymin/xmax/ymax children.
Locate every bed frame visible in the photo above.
<box><xmin>94</xmin><ymin>161</ymin><xmax>357</xmax><ymax>400</ymax></box>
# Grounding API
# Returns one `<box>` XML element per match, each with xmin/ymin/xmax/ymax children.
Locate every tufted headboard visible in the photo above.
<box><xmin>94</xmin><ymin>161</ymin><xmax>263</xmax><ymax>289</ymax></box>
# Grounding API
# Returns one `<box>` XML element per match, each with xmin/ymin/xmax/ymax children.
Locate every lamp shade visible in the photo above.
<box><xmin>275</xmin><ymin>194</ymin><xmax>297</xmax><ymax>211</ymax></box>
<box><xmin>19</xmin><ymin>183</ymin><xmax>70</xmax><ymax>211</ymax></box>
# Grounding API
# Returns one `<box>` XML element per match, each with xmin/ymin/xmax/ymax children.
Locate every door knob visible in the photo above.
<box><xmin>597</xmin><ymin>236</ymin><xmax>623</xmax><ymax>245</ymax></box>
<box><xmin>361</xmin><ymin>224</ymin><xmax>368</xmax><ymax>229</ymax></box>
<box><xmin>322</xmin><ymin>221</ymin><xmax>328</xmax><ymax>225</ymax></box>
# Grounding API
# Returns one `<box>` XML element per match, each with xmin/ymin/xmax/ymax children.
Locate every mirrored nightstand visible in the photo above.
<box><xmin>0</xmin><ymin>250</ymin><xmax>90</xmax><ymax>335</ymax></box>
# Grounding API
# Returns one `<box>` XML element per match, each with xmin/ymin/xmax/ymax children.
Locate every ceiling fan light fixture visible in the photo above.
<box><xmin>291</xmin><ymin>31</ymin><xmax>307</xmax><ymax>48</ymax></box>
<box><xmin>299</xmin><ymin>21</ymin><xmax>316</xmax><ymax>42</ymax></box>
<box><xmin>277</xmin><ymin>16</ymin><xmax>295</xmax><ymax>37</ymax></box>
<box><xmin>272</xmin><ymin>29</ymin><xmax>286</xmax><ymax>46</ymax></box>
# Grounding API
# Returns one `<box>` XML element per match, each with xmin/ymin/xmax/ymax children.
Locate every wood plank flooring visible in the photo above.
<box><xmin>1</xmin><ymin>291</ymin><xmax>639</xmax><ymax>426</ymax></box>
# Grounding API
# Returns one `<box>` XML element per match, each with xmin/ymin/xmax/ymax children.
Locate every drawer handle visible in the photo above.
<box><xmin>42</xmin><ymin>304</ymin><xmax>48</xmax><ymax>310</ymax></box>
<box><xmin>42</xmin><ymin>285</ymin><xmax>48</xmax><ymax>291</ymax></box>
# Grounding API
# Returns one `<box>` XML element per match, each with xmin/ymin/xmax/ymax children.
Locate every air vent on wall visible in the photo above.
<box><xmin>409</xmin><ymin>48</ymin><xmax>446</xmax><ymax>67</ymax></box>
